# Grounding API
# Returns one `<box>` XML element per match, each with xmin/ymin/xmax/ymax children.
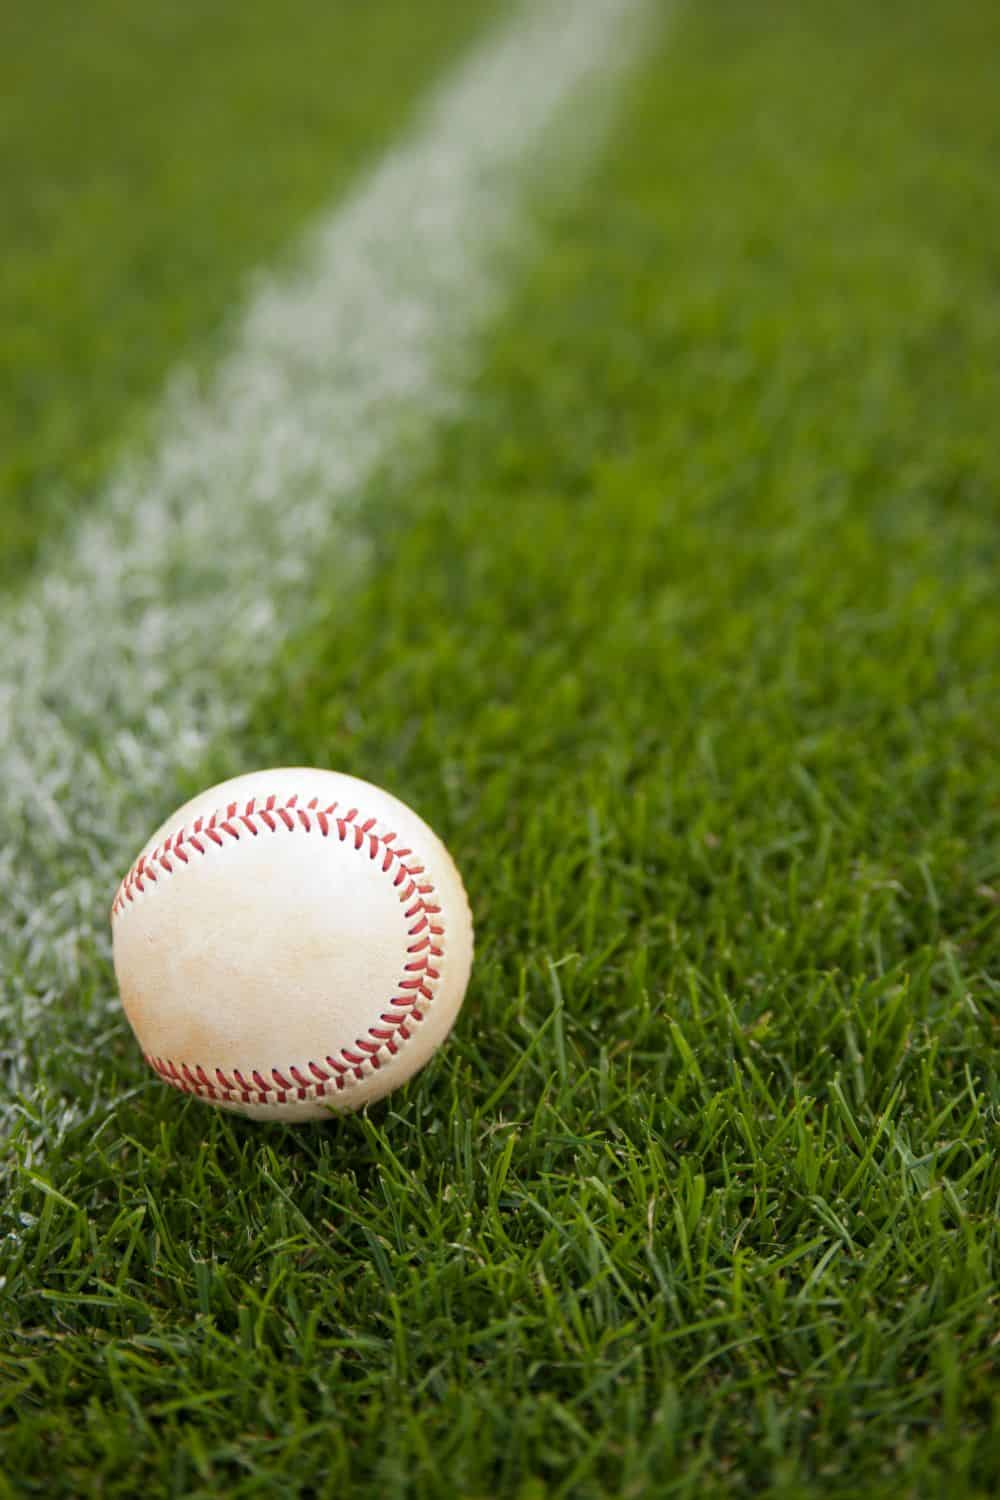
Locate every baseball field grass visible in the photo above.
<box><xmin>2</xmin><ymin>1</ymin><xmax>998</xmax><ymax>1496</ymax></box>
<box><xmin>0</xmin><ymin>0</ymin><xmax>494</xmax><ymax>591</ymax></box>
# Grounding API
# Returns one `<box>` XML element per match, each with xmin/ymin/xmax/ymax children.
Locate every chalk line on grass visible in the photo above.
<box><xmin>0</xmin><ymin>0</ymin><xmax>657</xmax><ymax>1031</ymax></box>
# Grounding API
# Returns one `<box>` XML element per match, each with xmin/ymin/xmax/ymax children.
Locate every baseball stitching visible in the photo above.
<box><xmin>111</xmin><ymin>792</ymin><xmax>444</xmax><ymax>1109</ymax></box>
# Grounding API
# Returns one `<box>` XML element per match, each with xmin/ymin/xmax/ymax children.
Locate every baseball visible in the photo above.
<box><xmin>110</xmin><ymin>767</ymin><xmax>474</xmax><ymax>1120</ymax></box>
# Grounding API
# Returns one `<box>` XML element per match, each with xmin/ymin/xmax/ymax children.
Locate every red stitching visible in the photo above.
<box><xmin>112</xmin><ymin>789</ymin><xmax>447</xmax><ymax>1110</ymax></box>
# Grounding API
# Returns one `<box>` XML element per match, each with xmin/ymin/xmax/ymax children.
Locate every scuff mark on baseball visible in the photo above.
<box><xmin>111</xmin><ymin>767</ymin><xmax>474</xmax><ymax>1120</ymax></box>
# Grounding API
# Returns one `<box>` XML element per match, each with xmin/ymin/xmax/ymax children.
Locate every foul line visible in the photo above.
<box><xmin>0</xmin><ymin>0</ymin><xmax>656</xmax><ymax>1024</ymax></box>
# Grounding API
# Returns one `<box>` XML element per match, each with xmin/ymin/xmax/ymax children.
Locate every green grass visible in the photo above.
<box><xmin>2</xmin><ymin>0</ymin><xmax>999</xmax><ymax>1496</ymax></box>
<box><xmin>0</xmin><ymin>0</ymin><xmax>494</xmax><ymax>590</ymax></box>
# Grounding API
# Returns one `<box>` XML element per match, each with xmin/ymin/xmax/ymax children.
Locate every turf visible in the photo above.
<box><xmin>2</xmin><ymin>0</ymin><xmax>999</xmax><ymax>1496</ymax></box>
<box><xmin>0</xmin><ymin>0</ymin><xmax>494</xmax><ymax>591</ymax></box>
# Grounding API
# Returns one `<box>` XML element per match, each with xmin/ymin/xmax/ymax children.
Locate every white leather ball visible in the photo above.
<box><xmin>111</xmin><ymin>767</ymin><xmax>474</xmax><ymax>1120</ymax></box>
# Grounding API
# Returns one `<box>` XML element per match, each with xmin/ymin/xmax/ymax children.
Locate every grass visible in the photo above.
<box><xmin>2</xmin><ymin>0</ymin><xmax>999</xmax><ymax>1495</ymax></box>
<box><xmin>0</xmin><ymin>0</ymin><xmax>494</xmax><ymax>591</ymax></box>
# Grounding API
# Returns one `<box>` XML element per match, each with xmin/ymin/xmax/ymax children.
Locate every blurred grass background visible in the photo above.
<box><xmin>0</xmin><ymin>0</ymin><xmax>494</xmax><ymax>590</ymax></box>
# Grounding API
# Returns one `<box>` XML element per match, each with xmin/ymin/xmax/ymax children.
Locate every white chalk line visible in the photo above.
<box><xmin>0</xmin><ymin>0</ymin><xmax>658</xmax><ymax>1051</ymax></box>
